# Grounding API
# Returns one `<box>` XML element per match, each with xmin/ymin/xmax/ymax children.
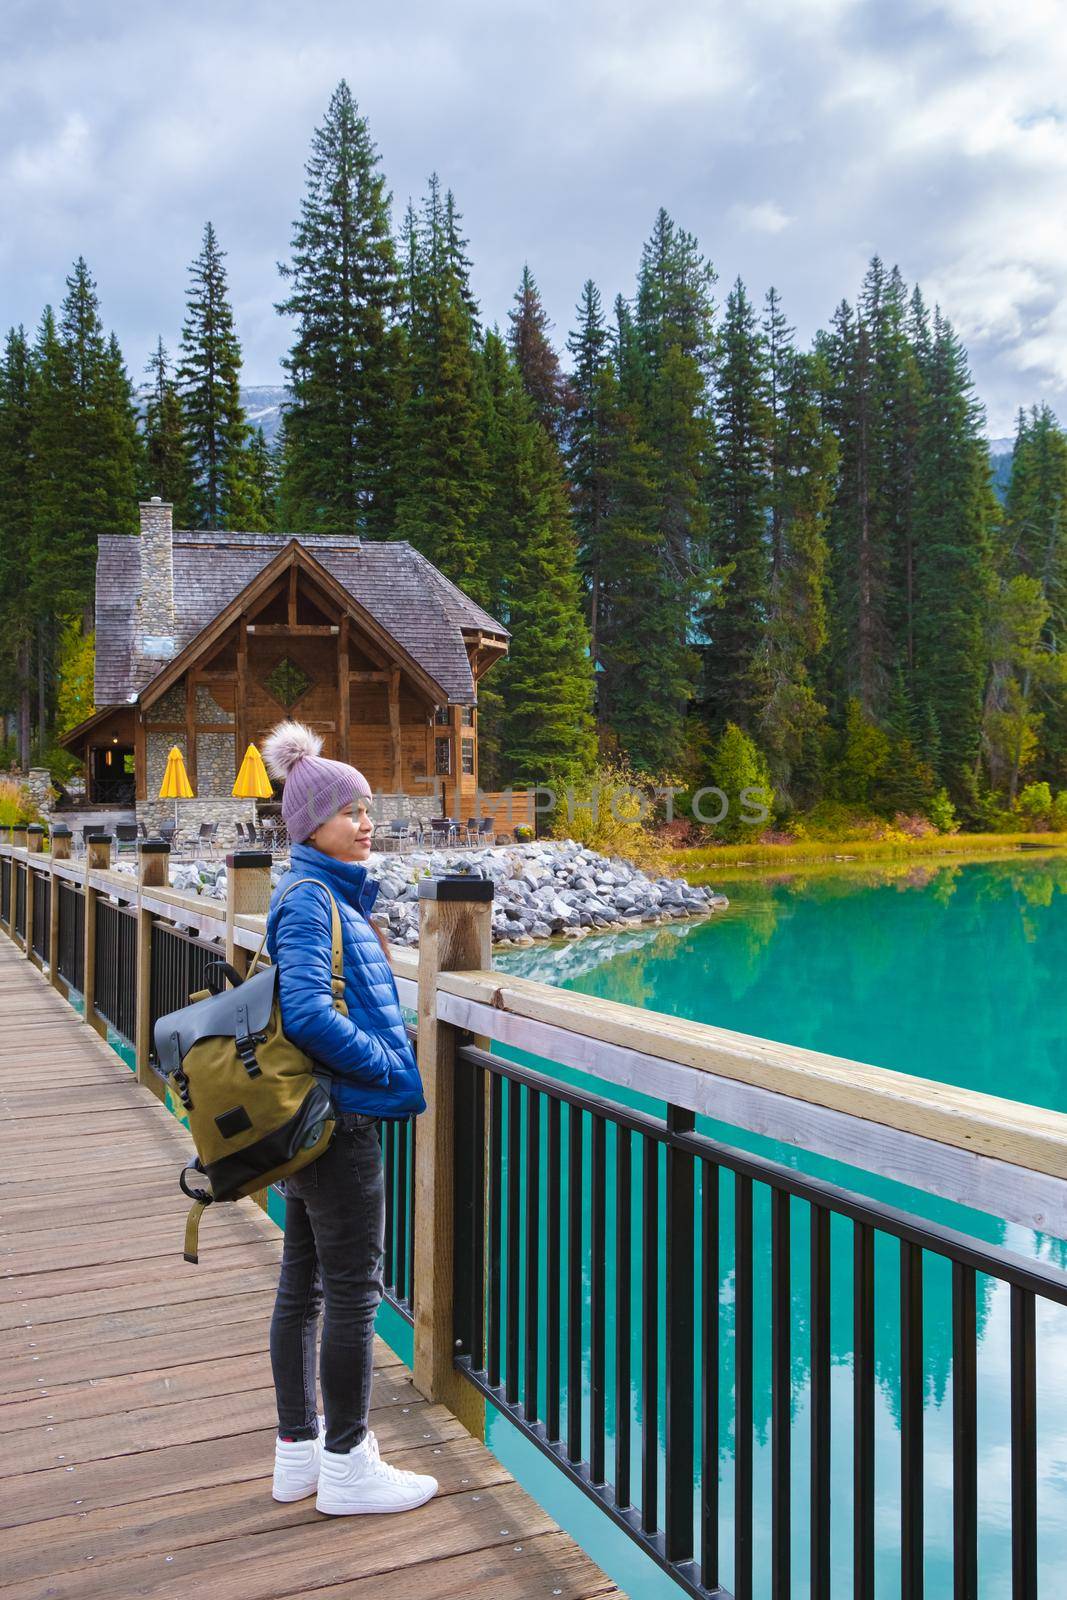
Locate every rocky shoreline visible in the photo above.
<box><xmin>155</xmin><ymin>838</ymin><xmax>728</xmax><ymax>947</ymax></box>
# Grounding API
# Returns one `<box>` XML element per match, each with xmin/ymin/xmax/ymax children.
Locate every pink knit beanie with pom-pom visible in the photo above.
<box><xmin>261</xmin><ymin>721</ymin><xmax>372</xmax><ymax>845</ymax></box>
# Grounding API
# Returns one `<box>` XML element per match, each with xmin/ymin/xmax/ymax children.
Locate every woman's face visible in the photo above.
<box><xmin>307</xmin><ymin>798</ymin><xmax>374</xmax><ymax>863</ymax></box>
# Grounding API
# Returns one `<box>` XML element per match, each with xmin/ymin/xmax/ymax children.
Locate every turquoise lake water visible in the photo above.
<box><xmin>481</xmin><ymin>854</ymin><xmax>1067</xmax><ymax>1600</ymax></box>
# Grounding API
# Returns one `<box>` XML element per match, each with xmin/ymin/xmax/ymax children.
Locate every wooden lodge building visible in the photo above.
<box><xmin>60</xmin><ymin>500</ymin><xmax>511</xmax><ymax>835</ymax></box>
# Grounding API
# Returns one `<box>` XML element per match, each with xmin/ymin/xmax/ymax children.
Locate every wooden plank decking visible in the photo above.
<box><xmin>0</xmin><ymin>938</ymin><xmax>625</xmax><ymax>1600</ymax></box>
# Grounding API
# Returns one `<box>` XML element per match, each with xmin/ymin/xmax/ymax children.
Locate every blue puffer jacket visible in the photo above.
<box><xmin>265</xmin><ymin>842</ymin><xmax>425</xmax><ymax>1119</ymax></box>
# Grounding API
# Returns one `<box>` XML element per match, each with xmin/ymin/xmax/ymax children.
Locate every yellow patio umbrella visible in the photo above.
<box><xmin>159</xmin><ymin>744</ymin><xmax>195</xmax><ymax>830</ymax></box>
<box><xmin>232</xmin><ymin>742</ymin><xmax>274</xmax><ymax>830</ymax></box>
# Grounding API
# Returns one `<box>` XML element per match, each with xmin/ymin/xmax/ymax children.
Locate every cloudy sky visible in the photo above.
<box><xmin>3</xmin><ymin>0</ymin><xmax>1066</xmax><ymax>437</ymax></box>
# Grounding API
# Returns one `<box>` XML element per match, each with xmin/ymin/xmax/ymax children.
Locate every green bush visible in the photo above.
<box><xmin>707</xmin><ymin>724</ymin><xmax>775</xmax><ymax>842</ymax></box>
<box><xmin>925</xmin><ymin>787</ymin><xmax>959</xmax><ymax>834</ymax></box>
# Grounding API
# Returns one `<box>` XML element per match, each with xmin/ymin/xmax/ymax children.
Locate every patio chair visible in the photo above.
<box><xmin>461</xmin><ymin>816</ymin><xmax>480</xmax><ymax>847</ymax></box>
<box><xmin>137</xmin><ymin>820</ymin><xmax>149</xmax><ymax>841</ymax></box>
<box><xmin>384</xmin><ymin>819</ymin><xmax>413</xmax><ymax>852</ymax></box>
<box><xmin>428</xmin><ymin>816</ymin><xmax>453</xmax><ymax>847</ymax></box>
<box><xmin>193</xmin><ymin>821</ymin><xmax>219</xmax><ymax>861</ymax></box>
<box><xmin>114</xmin><ymin>823</ymin><xmax>139</xmax><ymax>855</ymax></box>
<box><xmin>477</xmin><ymin>816</ymin><xmax>496</xmax><ymax>842</ymax></box>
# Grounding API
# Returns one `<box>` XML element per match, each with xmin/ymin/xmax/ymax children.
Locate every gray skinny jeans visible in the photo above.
<box><xmin>268</xmin><ymin>1112</ymin><xmax>385</xmax><ymax>1453</ymax></box>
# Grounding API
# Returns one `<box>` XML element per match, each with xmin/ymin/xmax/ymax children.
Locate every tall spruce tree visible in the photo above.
<box><xmin>394</xmin><ymin>176</ymin><xmax>490</xmax><ymax>606</ymax></box>
<box><xmin>911</xmin><ymin>310</ymin><xmax>994</xmax><ymax>808</ymax></box>
<box><xmin>509</xmin><ymin>265</ymin><xmax>567</xmax><ymax>440</ymax></box>
<box><xmin>278</xmin><ymin>82</ymin><xmax>401</xmax><ymax>537</ymax></box>
<box><xmin>142</xmin><ymin>338</ymin><xmax>193</xmax><ymax>513</ymax></box>
<box><xmin>178</xmin><ymin>222</ymin><xmax>252</xmax><ymax>529</ymax></box>
<box><xmin>476</xmin><ymin>329</ymin><xmax>594</xmax><ymax>785</ymax></box>
<box><xmin>703</xmin><ymin>277</ymin><xmax>773</xmax><ymax>733</ymax></box>
<box><xmin>755</xmin><ymin>296</ymin><xmax>836</xmax><ymax>800</ymax></box>
<box><xmin>0</xmin><ymin>327</ymin><xmax>35</xmax><ymax>763</ymax></box>
<box><xmin>566</xmin><ymin>281</ymin><xmax>612</xmax><ymax>683</ymax></box>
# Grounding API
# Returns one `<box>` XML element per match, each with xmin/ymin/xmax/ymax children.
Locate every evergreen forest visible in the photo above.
<box><xmin>3</xmin><ymin>80</ymin><xmax>1066</xmax><ymax>837</ymax></box>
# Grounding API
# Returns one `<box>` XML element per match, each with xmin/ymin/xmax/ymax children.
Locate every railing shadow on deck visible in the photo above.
<box><xmin>2</xmin><ymin>821</ymin><xmax>1066</xmax><ymax>1599</ymax></box>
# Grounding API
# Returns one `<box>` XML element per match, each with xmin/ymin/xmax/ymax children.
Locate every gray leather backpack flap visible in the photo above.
<box><xmin>155</xmin><ymin>964</ymin><xmax>279</xmax><ymax>1074</ymax></box>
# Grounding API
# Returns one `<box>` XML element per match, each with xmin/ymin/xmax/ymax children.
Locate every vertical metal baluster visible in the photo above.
<box><xmin>506</xmin><ymin>1075</ymin><xmax>522</xmax><ymax>1406</ymax></box>
<box><xmin>567</xmin><ymin>1100</ymin><xmax>584</xmax><ymax>1462</ymax></box>
<box><xmin>524</xmin><ymin>1085</ymin><xmax>541</xmax><ymax>1420</ymax></box>
<box><xmin>854</xmin><ymin>1221</ymin><xmax>875</xmax><ymax>1600</ymax></box>
<box><xmin>901</xmin><ymin>1239</ymin><xmax>924</xmax><ymax>1600</ymax></box>
<box><xmin>383</xmin><ymin>1117</ymin><xmax>395</xmax><ymax>1296</ymax></box>
<box><xmin>1011</xmin><ymin>1285</ymin><xmax>1037</xmax><ymax>1600</ymax></box>
<box><xmin>952</xmin><ymin>1262</ymin><xmax>977</xmax><ymax>1600</ymax></box>
<box><xmin>487</xmin><ymin>1070</ymin><xmax>503</xmax><ymax>1390</ymax></box>
<box><xmin>615</xmin><ymin>1122</ymin><xmax>633</xmax><ymax>1511</ymax></box>
<box><xmin>772</xmin><ymin>1186</ymin><xmax>792</xmax><ymax>1600</ymax></box>
<box><xmin>451</xmin><ymin>1067</ymin><xmax>472</xmax><ymax>1357</ymax></box>
<box><xmin>407</xmin><ymin>1113</ymin><xmax>416</xmax><ymax>1306</ymax></box>
<box><xmin>590</xmin><ymin>1112</ymin><xmax>607</xmax><ymax>1484</ymax></box>
<box><xmin>641</xmin><ymin>1132</ymin><xmax>660</xmax><ymax>1535</ymax></box>
<box><xmin>396</xmin><ymin>1111</ymin><xmax>409</xmax><ymax>1304</ymax></box>
<box><xmin>701</xmin><ymin>1158</ymin><xmax>720</xmax><ymax>1593</ymax></box>
<box><xmin>546</xmin><ymin>1094</ymin><xmax>562</xmax><ymax>1442</ymax></box>
<box><xmin>734</xmin><ymin>1173</ymin><xmax>754</xmax><ymax>1600</ymax></box>
<box><xmin>810</xmin><ymin>1203</ymin><xmax>831</xmax><ymax>1600</ymax></box>
<box><xmin>469</xmin><ymin>1064</ymin><xmax>485</xmax><ymax>1372</ymax></box>
<box><xmin>665</xmin><ymin>1106</ymin><xmax>695</xmax><ymax>1565</ymax></box>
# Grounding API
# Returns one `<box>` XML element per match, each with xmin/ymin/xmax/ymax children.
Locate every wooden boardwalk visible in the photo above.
<box><xmin>0</xmin><ymin>939</ymin><xmax>624</xmax><ymax>1600</ymax></box>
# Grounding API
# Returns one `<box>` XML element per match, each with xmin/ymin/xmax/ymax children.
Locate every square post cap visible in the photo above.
<box><xmin>418</xmin><ymin>874</ymin><xmax>494</xmax><ymax>902</ymax></box>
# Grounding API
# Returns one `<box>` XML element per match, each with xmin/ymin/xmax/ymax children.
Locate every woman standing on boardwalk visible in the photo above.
<box><xmin>260</xmin><ymin>720</ymin><xmax>437</xmax><ymax>1515</ymax></box>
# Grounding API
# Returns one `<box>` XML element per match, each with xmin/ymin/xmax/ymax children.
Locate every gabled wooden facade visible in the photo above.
<box><xmin>61</xmin><ymin>503</ymin><xmax>509</xmax><ymax>824</ymax></box>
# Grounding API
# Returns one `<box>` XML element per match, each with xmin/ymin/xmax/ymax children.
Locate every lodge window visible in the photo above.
<box><xmin>461</xmin><ymin>738</ymin><xmax>475</xmax><ymax>774</ymax></box>
<box><xmin>434</xmin><ymin>706</ymin><xmax>450</xmax><ymax>726</ymax></box>
<box><xmin>461</xmin><ymin>706</ymin><xmax>475</xmax><ymax>727</ymax></box>
<box><xmin>435</xmin><ymin>737</ymin><xmax>452</xmax><ymax>776</ymax></box>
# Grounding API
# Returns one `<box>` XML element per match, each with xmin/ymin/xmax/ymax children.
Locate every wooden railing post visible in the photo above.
<box><xmin>412</xmin><ymin>875</ymin><xmax>494</xmax><ymax>1436</ymax></box>
<box><xmin>11</xmin><ymin>823</ymin><xmax>27</xmax><ymax>851</ymax></box>
<box><xmin>83</xmin><ymin>834</ymin><xmax>112</xmax><ymax>1037</ymax></box>
<box><xmin>136</xmin><ymin>840</ymin><xmax>170</xmax><ymax>1100</ymax></box>
<box><xmin>225</xmin><ymin>850</ymin><xmax>273</xmax><ymax>976</ymax></box>
<box><xmin>49</xmin><ymin>826</ymin><xmax>70</xmax><ymax>991</ymax></box>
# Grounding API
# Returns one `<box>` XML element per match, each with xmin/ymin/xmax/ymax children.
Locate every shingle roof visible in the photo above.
<box><xmin>94</xmin><ymin>532</ymin><xmax>508</xmax><ymax>708</ymax></box>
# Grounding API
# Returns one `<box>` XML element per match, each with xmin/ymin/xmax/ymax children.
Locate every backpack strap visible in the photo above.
<box><xmin>249</xmin><ymin>877</ymin><xmax>348</xmax><ymax>1012</ymax></box>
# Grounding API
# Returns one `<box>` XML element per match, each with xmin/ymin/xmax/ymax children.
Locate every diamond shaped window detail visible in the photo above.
<box><xmin>265</xmin><ymin>657</ymin><xmax>312</xmax><ymax>710</ymax></box>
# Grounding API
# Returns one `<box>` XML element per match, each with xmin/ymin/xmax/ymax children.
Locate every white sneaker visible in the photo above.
<box><xmin>315</xmin><ymin>1427</ymin><xmax>438</xmax><ymax>1515</ymax></box>
<box><xmin>272</xmin><ymin>1413</ymin><xmax>326</xmax><ymax>1502</ymax></box>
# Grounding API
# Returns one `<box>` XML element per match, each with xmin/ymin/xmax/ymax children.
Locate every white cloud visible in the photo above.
<box><xmin>2</xmin><ymin>0</ymin><xmax>1067</xmax><ymax>434</ymax></box>
<box><xmin>732</xmin><ymin>200</ymin><xmax>793</xmax><ymax>234</ymax></box>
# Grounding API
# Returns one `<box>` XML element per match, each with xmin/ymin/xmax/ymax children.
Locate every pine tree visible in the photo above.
<box><xmin>821</xmin><ymin>286</ymin><xmax>893</xmax><ymax>719</ymax></box>
<box><xmin>142</xmin><ymin>338</ymin><xmax>193</xmax><ymax>513</ymax></box>
<box><xmin>756</xmin><ymin>299</ymin><xmax>836</xmax><ymax>801</ymax></box>
<box><xmin>703</xmin><ymin>277</ymin><xmax>772</xmax><ymax>733</ymax></box>
<box><xmin>566</xmin><ymin>281</ymin><xmax>612</xmax><ymax>677</ymax></box>
<box><xmin>244</xmin><ymin>428</ymin><xmax>279</xmax><ymax>533</ymax></box>
<box><xmin>476</xmin><ymin>331</ymin><xmax>595</xmax><ymax>785</ymax></box>
<box><xmin>0</xmin><ymin>327</ymin><xmax>35</xmax><ymax>764</ymax></box>
<box><xmin>394</xmin><ymin>177</ymin><xmax>490</xmax><ymax>606</ymax></box>
<box><xmin>277</xmin><ymin>82</ymin><xmax>402</xmax><ymax>537</ymax></box>
<box><xmin>509</xmin><ymin>265</ymin><xmax>567</xmax><ymax>440</ymax></box>
<box><xmin>179</xmin><ymin>222</ymin><xmax>251</xmax><ymax>529</ymax></box>
<box><xmin>911</xmin><ymin>311</ymin><xmax>995</xmax><ymax>808</ymax></box>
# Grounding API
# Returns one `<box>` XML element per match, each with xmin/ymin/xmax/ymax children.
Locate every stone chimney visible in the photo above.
<box><xmin>135</xmin><ymin>498</ymin><xmax>176</xmax><ymax>668</ymax></box>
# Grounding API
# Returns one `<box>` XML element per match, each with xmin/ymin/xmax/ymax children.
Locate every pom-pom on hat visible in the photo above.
<box><xmin>261</xmin><ymin>720</ymin><xmax>372</xmax><ymax>845</ymax></box>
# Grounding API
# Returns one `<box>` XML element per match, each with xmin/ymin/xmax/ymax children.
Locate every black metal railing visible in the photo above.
<box><xmin>13</xmin><ymin>862</ymin><xmax>26</xmax><ymax>941</ymax></box>
<box><xmin>451</xmin><ymin>1041</ymin><xmax>1066</xmax><ymax>1600</ymax></box>
<box><xmin>148</xmin><ymin>922</ymin><xmax>222</xmax><ymax>1069</ymax></box>
<box><xmin>30</xmin><ymin>871</ymin><xmax>50</xmax><ymax>963</ymax></box>
<box><xmin>92</xmin><ymin>896</ymin><xmax>137</xmax><ymax>1044</ymax></box>
<box><xmin>1</xmin><ymin>855</ymin><xmax>10</xmax><ymax>925</ymax></box>
<box><xmin>57</xmin><ymin>879</ymin><xmax>85</xmax><ymax>993</ymax></box>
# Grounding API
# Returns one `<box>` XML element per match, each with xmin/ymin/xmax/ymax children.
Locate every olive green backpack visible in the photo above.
<box><xmin>154</xmin><ymin>877</ymin><xmax>347</xmax><ymax>1263</ymax></box>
